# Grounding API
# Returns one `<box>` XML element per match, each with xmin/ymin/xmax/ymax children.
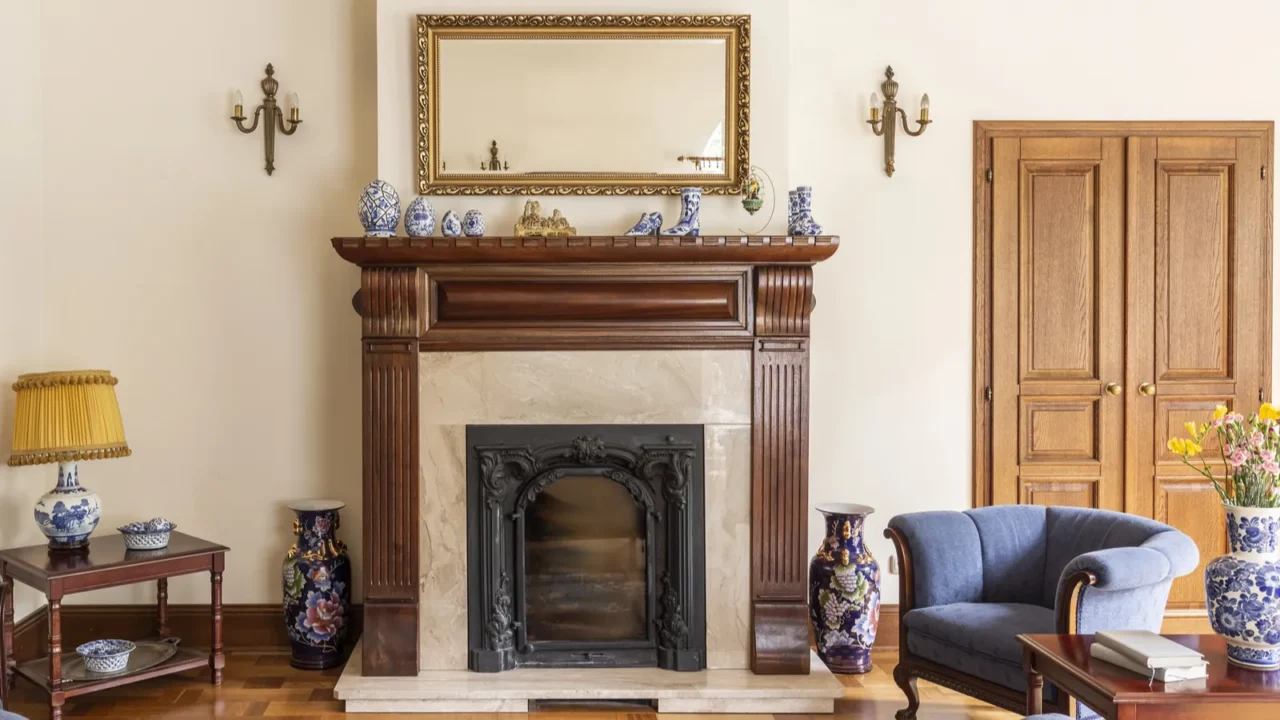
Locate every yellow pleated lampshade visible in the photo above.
<box><xmin>7</xmin><ymin>370</ymin><xmax>131</xmax><ymax>466</ymax></box>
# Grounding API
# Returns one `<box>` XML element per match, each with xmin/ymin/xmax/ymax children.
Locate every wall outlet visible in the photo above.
<box><xmin>887</xmin><ymin>555</ymin><xmax>898</xmax><ymax>574</ymax></box>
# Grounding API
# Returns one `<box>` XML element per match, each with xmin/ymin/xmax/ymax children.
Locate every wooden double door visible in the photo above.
<box><xmin>975</xmin><ymin>122</ymin><xmax>1273</xmax><ymax>613</ymax></box>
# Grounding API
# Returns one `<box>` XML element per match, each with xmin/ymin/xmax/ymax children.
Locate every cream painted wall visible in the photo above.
<box><xmin>793</xmin><ymin>0</ymin><xmax>1280</xmax><ymax>603</ymax></box>
<box><xmin>27</xmin><ymin>0</ymin><xmax>376</xmax><ymax>607</ymax></box>
<box><xmin>0</xmin><ymin>0</ymin><xmax>49</xmax><ymax>621</ymax></box>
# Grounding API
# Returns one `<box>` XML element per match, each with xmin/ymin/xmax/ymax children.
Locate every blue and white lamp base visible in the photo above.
<box><xmin>34</xmin><ymin>461</ymin><xmax>101</xmax><ymax>551</ymax></box>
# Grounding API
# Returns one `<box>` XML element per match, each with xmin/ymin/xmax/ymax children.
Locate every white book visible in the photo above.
<box><xmin>1090</xmin><ymin>643</ymin><xmax>1208</xmax><ymax>682</ymax></box>
<box><xmin>1095</xmin><ymin>630</ymin><xmax>1206</xmax><ymax>669</ymax></box>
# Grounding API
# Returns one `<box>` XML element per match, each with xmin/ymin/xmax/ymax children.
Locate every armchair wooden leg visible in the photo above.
<box><xmin>892</xmin><ymin>664</ymin><xmax>920</xmax><ymax>720</ymax></box>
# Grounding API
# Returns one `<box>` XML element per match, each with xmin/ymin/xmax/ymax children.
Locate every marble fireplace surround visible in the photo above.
<box><xmin>331</xmin><ymin>235</ymin><xmax>840</xmax><ymax>712</ymax></box>
<box><xmin>418</xmin><ymin>350</ymin><xmax>752</xmax><ymax>670</ymax></box>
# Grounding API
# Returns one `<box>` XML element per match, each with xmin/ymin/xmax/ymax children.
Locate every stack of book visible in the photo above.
<box><xmin>1090</xmin><ymin>630</ymin><xmax>1208</xmax><ymax>682</ymax></box>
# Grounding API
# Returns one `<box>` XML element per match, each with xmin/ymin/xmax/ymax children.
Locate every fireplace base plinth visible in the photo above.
<box><xmin>335</xmin><ymin>641</ymin><xmax>842</xmax><ymax>714</ymax></box>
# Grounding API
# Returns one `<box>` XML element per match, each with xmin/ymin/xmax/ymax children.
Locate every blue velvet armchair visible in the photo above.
<box><xmin>884</xmin><ymin>506</ymin><xmax>1199</xmax><ymax>719</ymax></box>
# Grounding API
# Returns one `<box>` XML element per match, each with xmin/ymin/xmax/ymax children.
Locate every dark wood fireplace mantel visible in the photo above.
<box><xmin>333</xmin><ymin>234</ymin><xmax>839</xmax><ymax>677</ymax></box>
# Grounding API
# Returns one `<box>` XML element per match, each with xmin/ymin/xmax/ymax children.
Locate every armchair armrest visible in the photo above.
<box><xmin>1054</xmin><ymin>546</ymin><xmax>1180</xmax><ymax>634</ymax></box>
<box><xmin>1060</xmin><ymin>547</ymin><xmax>1171</xmax><ymax>593</ymax></box>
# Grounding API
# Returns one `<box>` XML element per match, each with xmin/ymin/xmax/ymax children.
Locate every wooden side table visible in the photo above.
<box><xmin>1020</xmin><ymin>633</ymin><xmax>1280</xmax><ymax>720</ymax></box>
<box><xmin>0</xmin><ymin>532</ymin><xmax>228</xmax><ymax>720</ymax></box>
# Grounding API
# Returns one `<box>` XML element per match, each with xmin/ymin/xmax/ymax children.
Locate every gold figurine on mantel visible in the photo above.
<box><xmin>514</xmin><ymin>201</ymin><xmax>576</xmax><ymax>237</ymax></box>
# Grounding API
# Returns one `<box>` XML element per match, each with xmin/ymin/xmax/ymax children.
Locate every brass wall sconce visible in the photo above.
<box><xmin>231</xmin><ymin>64</ymin><xmax>301</xmax><ymax>175</ymax></box>
<box><xmin>480</xmin><ymin>140</ymin><xmax>509</xmax><ymax>171</ymax></box>
<box><xmin>866</xmin><ymin>66</ymin><xmax>930</xmax><ymax>177</ymax></box>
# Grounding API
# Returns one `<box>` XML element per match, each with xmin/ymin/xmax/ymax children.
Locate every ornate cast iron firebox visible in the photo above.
<box><xmin>466</xmin><ymin>425</ymin><xmax>706</xmax><ymax>673</ymax></box>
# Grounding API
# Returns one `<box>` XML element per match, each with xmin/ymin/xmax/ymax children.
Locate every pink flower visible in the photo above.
<box><xmin>1228</xmin><ymin>449</ymin><xmax>1250</xmax><ymax>467</ymax></box>
<box><xmin>1212</xmin><ymin>417</ymin><xmax>1226</xmax><ymax>429</ymax></box>
<box><xmin>1228</xmin><ymin>412</ymin><xmax>1246</xmax><ymax>424</ymax></box>
<box><xmin>1225</xmin><ymin>444</ymin><xmax>1237</xmax><ymax>456</ymax></box>
<box><xmin>1250</xmin><ymin>431</ymin><xmax>1266</xmax><ymax>448</ymax></box>
<box><xmin>1263</xmin><ymin>460</ymin><xmax>1280</xmax><ymax>475</ymax></box>
<box><xmin>1262</xmin><ymin>450</ymin><xmax>1276</xmax><ymax>462</ymax></box>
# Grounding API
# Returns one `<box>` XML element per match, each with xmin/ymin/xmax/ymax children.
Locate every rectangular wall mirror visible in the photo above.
<box><xmin>416</xmin><ymin>14</ymin><xmax>750</xmax><ymax>195</ymax></box>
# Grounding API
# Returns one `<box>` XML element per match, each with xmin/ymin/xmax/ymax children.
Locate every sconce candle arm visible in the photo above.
<box><xmin>867</xmin><ymin>117</ymin><xmax>886</xmax><ymax>137</ymax></box>
<box><xmin>275</xmin><ymin>106</ymin><xmax>302</xmax><ymax>136</ymax></box>
<box><xmin>897</xmin><ymin>107</ymin><xmax>930</xmax><ymax>137</ymax></box>
<box><xmin>233</xmin><ymin>105</ymin><xmax>264</xmax><ymax>134</ymax></box>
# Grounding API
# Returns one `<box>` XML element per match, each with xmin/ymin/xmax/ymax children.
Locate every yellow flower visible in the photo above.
<box><xmin>1185</xmin><ymin>441</ymin><xmax>1202</xmax><ymax>457</ymax></box>
<box><xmin>1167</xmin><ymin>438</ymin><xmax>1187</xmax><ymax>455</ymax></box>
<box><xmin>1214</xmin><ymin>405</ymin><xmax>1229</xmax><ymax>420</ymax></box>
<box><xmin>1184</xmin><ymin>421</ymin><xmax>1199</xmax><ymax>437</ymax></box>
<box><xmin>1261</xmin><ymin>403</ymin><xmax>1280</xmax><ymax>422</ymax></box>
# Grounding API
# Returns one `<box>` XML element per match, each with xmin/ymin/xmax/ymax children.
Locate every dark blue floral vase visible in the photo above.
<box><xmin>283</xmin><ymin>500</ymin><xmax>351</xmax><ymax>669</ymax></box>
<box><xmin>1206</xmin><ymin>504</ymin><xmax>1280</xmax><ymax>669</ymax></box>
<box><xmin>809</xmin><ymin>504</ymin><xmax>880</xmax><ymax>673</ymax></box>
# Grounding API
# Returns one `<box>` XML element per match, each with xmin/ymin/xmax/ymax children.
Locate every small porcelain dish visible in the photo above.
<box><xmin>76</xmin><ymin>639</ymin><xmax>136</xmax><ymax>673</ymax></box>
<box><xmin>117</xmin><ymin>517</ymin><xmax>176</xmax><ymax>550</ymax></box>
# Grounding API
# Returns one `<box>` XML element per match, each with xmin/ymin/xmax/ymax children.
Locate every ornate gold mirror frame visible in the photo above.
<box><xmin>415</xmin><ymin>14</ymin><xmax>750</xmax><ymax>196</ymax></box>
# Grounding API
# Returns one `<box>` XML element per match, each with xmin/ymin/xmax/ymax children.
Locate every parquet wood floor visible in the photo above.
<box><xmin>2</xmin><ymin>650</ymin><xmax>1020</xmax><ymax>719</ymax></box>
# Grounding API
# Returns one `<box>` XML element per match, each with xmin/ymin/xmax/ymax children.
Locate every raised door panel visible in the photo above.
<box><xmin>992</xmin><ymin>137</ymin><xmax>1125</xmax><ymax>510</ymax></box>
<box><xmin>1156</xmin><ymin>479</ymin><xmax>1228</xmax><ymax>610</ymax></box>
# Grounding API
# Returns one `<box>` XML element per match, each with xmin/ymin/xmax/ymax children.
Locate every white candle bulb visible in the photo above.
<box><xmin>233</xmin><ymin>90</ymin><xmax>243</xmax><ymax>108</ymax></box>
<box><xmin>920</xmin><ymin>93</ymin><xmax>930</xmax><ymax>110</ymax></box>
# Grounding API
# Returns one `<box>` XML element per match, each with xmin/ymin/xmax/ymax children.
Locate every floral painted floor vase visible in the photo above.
<box><xmin>809</xmin><ymin>503</ymin><xmax>880</xmax><ymax>673</ymax></box>
<box><xmin>1206</xmin><ymin>505</ymin><xmax>1280</xmax><ymax>669</ymax></box>
<box><xmin>283</xmin><ymin>500</ymin><xmax>351</xmax><ymax>669</ymax></box>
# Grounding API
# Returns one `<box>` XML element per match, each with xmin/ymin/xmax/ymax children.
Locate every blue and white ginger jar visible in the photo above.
<box><xmin>1206</xmin><ymin>504</ymin><xmax>1280</xmax><ymax>669</ymax></box>
<box><xmin>404</xmin><ymin>196</ymin><xmax>436</xmax><ymax>237</ymax></box>
<box><xmin>809</xmin><ymin>503</ymin><xmax>880</xmax><ymax>673</ymax></box>
<box><xmin>441</xmin><ymin>210</ymin><xmax>463</xmax><ymax>237</ymax></box>
<box><xmin>34</xmin><ymin>462</ymin><xmax>101</xmax><ymax>550</ymax></box>
<box><xmin>358</xmin><ymin>180</ymin><xmax>400</xmax><ymax>237</ymax></box>
<box><xmin>462</xmin><ymin>209</ymin><xmax>485</xmax><ymax>237</ymax></box>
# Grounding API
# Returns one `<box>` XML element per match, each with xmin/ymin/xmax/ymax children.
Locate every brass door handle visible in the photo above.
<box><xmin>1138</xmin><ymin>382</ymin><xmax>1156</xmax><ymax>397</ymax></box>
<box><xmin>1105</xmin><ymin>383</ymin><xmax>1123</xmax><ymax>396</ymax></box>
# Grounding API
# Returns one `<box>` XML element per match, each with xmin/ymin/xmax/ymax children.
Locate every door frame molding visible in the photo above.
<box><xmin>972</xmin><ymin>120</ymin><xmax>1274</xmax><ymax>508</ymax></box>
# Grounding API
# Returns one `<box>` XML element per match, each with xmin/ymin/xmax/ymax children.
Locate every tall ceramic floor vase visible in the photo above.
<box><xmin>283</xmin><ymin>500</ymin><xmax>351</xmax><ymax>669</ymax></box>
<box><xmin>809</xmin><ymin>503</ymin><xmax>881</xmax><ymax>673</ymax></box>
<box><xmin>1206</xmin><ymin>504</ymin><xmax>1280</xmax><ymax>669</ymax></box>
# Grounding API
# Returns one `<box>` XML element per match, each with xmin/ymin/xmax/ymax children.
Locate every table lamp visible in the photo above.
<box><xmin>7</xmin><ymin>371</ymin><xmax>130</xmax><ymax>551</ymax></box>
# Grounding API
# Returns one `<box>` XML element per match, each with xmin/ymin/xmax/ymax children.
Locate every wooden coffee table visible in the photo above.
<box><xmin>1020</xmin><ymin>633</ymin><xmax>1280</xmax><ymax>719</ymax></box>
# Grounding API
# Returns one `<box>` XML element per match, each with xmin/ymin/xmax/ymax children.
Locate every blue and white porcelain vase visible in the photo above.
<box><xmin>790</xmin><ymin>186</ymin><xmax>824</xmax><ymax>236</ymax></box>
<box><xmin>809</xmin><ymin>503</ymin><xmax>880</xmax><ymax>673</ymax></box>
<box><xmin>661</xmin><ymin>187</ymin><xmax>701</xmax><ymax>236</ymax></box>
<box><xmin>404</xmin><ymin>196</ymin><xmax>436</xmax><ymax>237</ymax></box>
<box><xmin>462</xmin><ymin>209</ymin><xmax>485</xmax><ymax>237</ymax></box>
<box><xmin>283</xmin><ymin>500</ymin><xmax>351</xmax><ymax>670</ymax></box>
<box><xmin>441</xmin><ymin>210</ymin><xmax>463</xmax><ymax>237</ymax></box>
<box><xmin>1206</xmin><ymin>504</ymin><xmax>1280</xmax><ymax>669</ymax></box>
<box><xmin>357</xmin><ymin>180</ymin><xmax>400</xmax><ymax>237</ymax></box>
<box><xmin>34</xmin><ymin>462</ymin><xmax>101</xmax><ymax>550</ymax></box>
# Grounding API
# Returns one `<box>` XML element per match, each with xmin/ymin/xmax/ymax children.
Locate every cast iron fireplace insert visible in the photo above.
<box><xmin>466</xmin><ymin>424</ymin><xmax>706</xmax><ymax>672</ymax></box>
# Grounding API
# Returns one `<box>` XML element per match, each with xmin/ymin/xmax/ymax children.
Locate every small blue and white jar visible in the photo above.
<box><xmin>1205</xmin><ymin>504</ymin><xmax>1280</xmax><ymax>669</ymax></box>
<box><xmin>357</xmin><ymin>180</ymin><xmax>400</xmax><ymax>237</ymax></box>
<box><xmin>462</xmin><ymin>209</ymin><xmax>485</xmax><ymax>237</ymax></box>
<box><xmin>441</xmin><ymin>210</ymin><xmax>463</xmax><ymax>237</ymax></box>
<box><xmin>34</xmin><ymin>461</ymin><xmax>101</xmax><ymax>550</ymax></box>
<box><xmin>404</xmin><ymin>196</ymin><xmax>436</xmax><ymax>237</ymax></box>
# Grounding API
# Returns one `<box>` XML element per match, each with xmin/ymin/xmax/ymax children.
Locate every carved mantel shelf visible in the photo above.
<box><xmin>333</xmin><ymin>234</ymin><xmax>840</xmax><ymax>678</ymax></box>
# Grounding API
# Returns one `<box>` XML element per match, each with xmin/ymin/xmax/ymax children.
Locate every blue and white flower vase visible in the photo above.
<box><xmin>282</xmin><ymin>500</ymin><xmax>351</xmax><ymax>670</ymax></box>
<box><xmin>404</xmin><ymin>196</ymin><xmax>436</xmax><ymax>237</ymax></box>
<box><xmin>809</xmin><ymin>503</ymin><xmax>880</xmax><ymax>673</ymax></box>
<box><xmin>357</xmin><ymin>180</ymin><xmax>400</xmax><ymax>237</ymax></box>
<box><xmin>787</xmin><ymin>190</ymin><xmax>799</xmax><ymax>233</ymax></box>
<box><xmin>462</xmin><ymin>209</ymin><xmax>485</xmax><ymax>237</ymax></box>
<box><xmin>661</xmin><ymin>187</ymin><xmax>702</xmax><ymax>236</ymax></box>
<box><xmin>34</xmin><ymin>462</ymin><xmax>101</xmax><ymax>551</ymax></box>
<box><xmin>441</xmin><ymin>210</ymin><xmax>463</xmax><ymax>237</ymax></box>
<box><xmin>1206</xmin><ymin>504</ymin><xmax>1280</xmax><ymax>669</ymax></box>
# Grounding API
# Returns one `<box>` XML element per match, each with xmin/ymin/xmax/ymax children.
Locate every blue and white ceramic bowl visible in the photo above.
<box><xmin>462</xmin><ymin>209</ymin><xmax>485</xmax><ymax>237</ymax></box>
<box><xmin>118</xmin><ymin>517</ymin><xmax>176</xmax><ymax>550</ymax></box>
<box><xmin>77</xmin><ymin>639</ymin><xmax>136</xmax><ymax>673</ymax></box>
<box><xmin>404</xmin><ymin>196</ymin><xmax>436</xmax><ymax>237</ymax></box>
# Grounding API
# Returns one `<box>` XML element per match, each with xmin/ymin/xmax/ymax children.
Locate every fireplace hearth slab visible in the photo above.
<box><xmin>334</xmin><ymin>641</ymin><xmax>842</xmax><ymax>714</ymax></box>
